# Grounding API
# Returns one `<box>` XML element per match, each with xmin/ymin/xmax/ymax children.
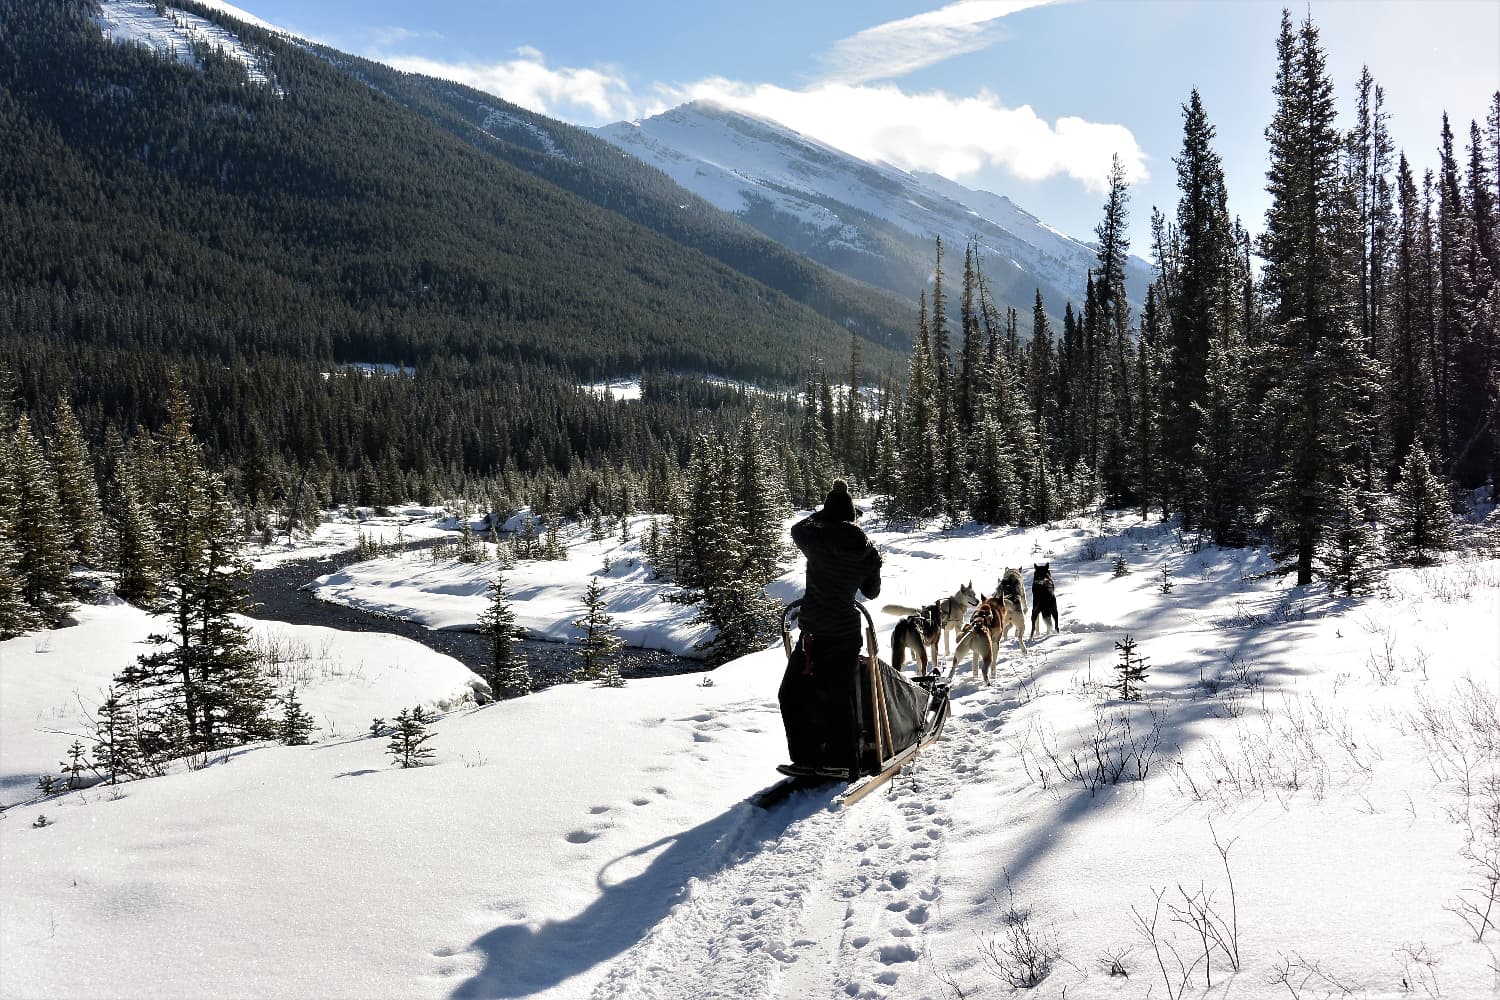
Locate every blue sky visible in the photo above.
<box><xmin>221</xmin><ymin>1</ymin><xmax>1497</xmax><ymax>257</ymax></box>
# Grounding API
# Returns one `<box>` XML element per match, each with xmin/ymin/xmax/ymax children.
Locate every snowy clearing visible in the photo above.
<box><xmin>3</xmin><ymin>509</ymin><xmax>1499</xmax><ymax>999</ymax></box>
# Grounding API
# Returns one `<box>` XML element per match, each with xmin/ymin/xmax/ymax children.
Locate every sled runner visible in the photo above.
<box><xmin>754</xmin><ymin>600</ymin><xmax>950</xmax><ymax>809</ymax></box>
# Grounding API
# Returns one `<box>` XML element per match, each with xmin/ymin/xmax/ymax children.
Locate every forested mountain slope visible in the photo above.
<box><xmin>0</xmin><ymin>0</ymin><xmax>901</xmax><ymax>383</ymax></box>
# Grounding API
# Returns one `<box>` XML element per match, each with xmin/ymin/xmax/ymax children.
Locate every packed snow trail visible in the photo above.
<box><xmin>570</xmin><ymin>675</ymin><xmax>1023</xmax><ymax>1000</ymax></box>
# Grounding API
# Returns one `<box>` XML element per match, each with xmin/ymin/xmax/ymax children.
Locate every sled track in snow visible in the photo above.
<box><xmin>590</xmin><ymin>681</ymin><xmax>1018</xmax><ymax>1000</ymax></box>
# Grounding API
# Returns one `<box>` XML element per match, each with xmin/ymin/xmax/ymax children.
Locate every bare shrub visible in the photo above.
<box><xmin>1393</xmin><ymin>941</ymin><xmax>1442</xmax><ymax>996</ymax></box>
<box><xmin>1130</xmin><ymin>824</ymin><xmax>1242</xmax><ymax>998</ymax></box>
<box><xmin>1267</xmin><ymin>950</ymin><xmax>1359</xmax><ymax>997</ymax></box>
<box><xmin>978</xmin><ymin>873</ymin><xmax>1062</xmax><ymax>989</ymax></box>
<box><xmin>1013</xmin><ymin>706</ymin><xmax>1168</xmax><ymax>796</ymax></box>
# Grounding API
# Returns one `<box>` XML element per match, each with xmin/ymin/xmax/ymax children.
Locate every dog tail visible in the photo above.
<box><xmin>881</xmin><ymin>604</ymin><xmax>922</xmax><ymax>617</ymax></box>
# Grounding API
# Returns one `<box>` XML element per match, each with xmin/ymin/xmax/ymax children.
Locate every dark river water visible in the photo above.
<box><xmin>248</xmin><ymin>544</ymin><xmax>704</xmax><ymax>693</ymax></box>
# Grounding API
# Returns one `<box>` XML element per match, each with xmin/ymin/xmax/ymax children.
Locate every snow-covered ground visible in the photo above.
<box><xmin>3</xmin><ymin>506</ymin><xmax>1499</xmax><ymax>999</ymax></box>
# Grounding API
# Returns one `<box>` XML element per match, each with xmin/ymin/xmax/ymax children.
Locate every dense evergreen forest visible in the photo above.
<box><xmin>0</xmin><ymin>0</ymin><xmax>908</xmax><ymax>515</ymax></box>
<box><xmin>0</xmin><ymin>0</ymin><xmax>1495</xmax><ymax>655</ymax></box>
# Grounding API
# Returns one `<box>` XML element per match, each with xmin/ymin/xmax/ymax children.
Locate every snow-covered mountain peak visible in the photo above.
<box><xmin>594</xmin><ymin>101</ymin><xmax>1153</xmax><ymax>321</ymax></box>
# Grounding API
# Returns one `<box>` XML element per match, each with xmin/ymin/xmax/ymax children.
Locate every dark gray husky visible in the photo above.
<box><xmin>1031</xmin><ymin>563</ymin><xmax>1059</xmax><ymax>637</ymax></box>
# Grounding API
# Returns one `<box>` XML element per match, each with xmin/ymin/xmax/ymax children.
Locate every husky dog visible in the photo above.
<box><xmin>949</xmin><ymin>602</ymin><xmax>996</xmax><ymax>684</ymax></box>
<box><xmin>995</xmin><ymin>568</ymin><xmax>1029</xmax><ymax>655</ymax></box>
<box><xmin>890</xmin><ymin>603</ymin><xmax>941</xmax><ymax>675</ymax></box>
<box><xmin>883</xmin><ymin>582</ymin><xmax>978</xmax><ymax>658</ymax></box>
<box><xmin>1031</xmin><ymin>563</ymin><xmax>1059</xmax><ymax>637</ymax></box>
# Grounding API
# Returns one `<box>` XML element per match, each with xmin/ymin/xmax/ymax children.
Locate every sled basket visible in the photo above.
<box><xmin>776</xmin><ymin>599</ymin><xmax>950</xmax><ymax>796</ymax></box>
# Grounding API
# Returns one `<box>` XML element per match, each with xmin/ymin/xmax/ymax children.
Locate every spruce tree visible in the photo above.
<box><xmin>898</xmin><ymin>294</ymin><xmax>941</xmax><ymax>518</ymax></box>
<box><xmin>110</xmin><ymin>460</ymin><xmax>162</xmax><ymax>607</ymax></box>
<box><xmin>114</xmin><ymin>379</ymin><xmax>270</xmax><ymax>754</ymax></box>
<box><xmin>278</xmin><ymin>688</ymin><xmax>317</xmax><ymax>746</ymax></box>
<box><xmin>1161</xmin><ymin>90</ymin><xmax>1240</xmax><ymax>526</ymax></box>
<box><xmin>1260</xmin><ymin>10</ymin><xmax>1369</xmax><ymax>584</ymax></box>
<box><xmin>1388</xmin><ymin>443</ymin><xmax>1454</xmax><ymax>566</ymax></box>
<box><xmin>0</xmin><ymin>531</ymin><xmax>35</xmax><ymax>639</ymax></box>
<box><xmin>1113</xmin><ymin>635</ymin><xmax>1149</xmax><ymax>701</ymax></box>
<box><xmin>477</xmin><ymin>573</ymin><xmax>531</xmax><ymax>697</ymax></box>
<box><xmin>1317</xmin><ymin>480</ymin><xmax>1384</xmax><ymax>595</ymax></box>
<box><xmin>92</xmin><ymin>687</ymin><xmax>140</xmax><ymax>783</ymax></box>
<box><xmin>50</xmin><ymin>396</ymin><xmax>103</xmax><ymax>567</ymax></box>
<box><xmin>386</xmin><ymin>706</ymin><xmax>436</xmax><ymax>768</ymax></box>
<box><xmin>4</xmin><ymin>415</ymin><xmax>73</xmax><ymax>625</ymax></box>
<box><xmin>572</xmin><ymin>577</ymin><xmax>623</xmax><ymax>682</ymax></box>
<box><xmin>735</xmin><ymin>405</ymin><xmax>789</xmax><ymax>588</ymax></box>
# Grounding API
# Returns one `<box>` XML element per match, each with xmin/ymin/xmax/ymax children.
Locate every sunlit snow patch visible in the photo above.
<box><xmin>95</xmin><ymin>0</ymin><xmax>281</xmax><ymax>94</ymax></box>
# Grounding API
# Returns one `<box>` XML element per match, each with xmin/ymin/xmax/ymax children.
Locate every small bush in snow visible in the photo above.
<box><xmin>1158</xmin><ymin>566</ymin><xmax>1174</xmax><ymax>593</ymax></box>
<box><xmin>1113</xmin><ymin>554</ymin><xmax>1131</xmax><ymax>577</ymax></box>
<box><xmin>978</xmin><ymin>874</ymin><xmax>1061</xmax><ymax>989</ymax></box>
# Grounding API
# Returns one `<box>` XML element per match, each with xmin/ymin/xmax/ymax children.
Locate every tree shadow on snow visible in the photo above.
<box><xmin>450</xmin><ymin>789</ymin><xmax>833</xmax><ymax>998</ymax></box>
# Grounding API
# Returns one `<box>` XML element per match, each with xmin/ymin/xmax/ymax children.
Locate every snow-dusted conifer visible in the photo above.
<box><xmin>386</xmin><ymin>706</ymin><xmax>436</xmax><ymax>768</ymax></box>
<box><xmin>1317</xmin><ymin>480</ymin><xmax>1384</xmax><ymax>595</ymax></box>
<box><xmin>50</xmin><ymin>396</ymin><xmax>102</xmax><ymax>567</ymax></box>
<box><xmin>477</xmin><ymin>573</ymin><xmax>531</xmax><ymax>697</ymax></box>
<box><xmin>4</xmin><ymin>415</ymin><xmax>73</xmax><ymax>625</ymax></box>
<box><xmin>114</xmin><ymin>378</ymin><xmax>270</xmax><ymax>753</ymax></box>
<box><xmin>278</xmin><ymin>689</ymin><xmax>316</xmax><ymax>746</ymax></box>
<box><xmin>1388</xmin><ymin>443</ymin><xmax>1454</xmax><ymax>565</ymax></box>
<box><xmin>572</xmin><ymin>577</ymin><xmax>622</xmax><ymax>682</ymax></box>
<box><xmin>1113</xmin><ymin>635</ymin><xmax>1150</xmax><ymax>700</ymax></box>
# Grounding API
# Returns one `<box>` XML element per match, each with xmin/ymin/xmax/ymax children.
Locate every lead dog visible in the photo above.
<box><xmin>1031</xmin><ymin>563</ymin><xmax>1059</xmax><ymax>637</ymax></box>
<box><xmin>890</xmin><ymin>603</ymin><xmax>941</xmax><ymax>675</ymax></box>
<box><xmin>883</xmin><ymin>582</ymin><xmax>979</xmax><ymax>658</ymax></box>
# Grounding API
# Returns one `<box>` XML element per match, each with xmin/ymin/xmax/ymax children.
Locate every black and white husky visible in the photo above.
<box><xmin>1031</xmin><ymin>563</ymin><xmax>1059</xmax><ymax>637</ymax></box>
<box><xmin>882</xmin><ymin>582</ymin><xmax>979</xmax><ymax>658</ymax></box>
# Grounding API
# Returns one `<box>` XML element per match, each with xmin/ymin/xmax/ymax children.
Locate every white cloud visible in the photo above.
<box><xmin>819</xmin><ymin>0</ymin><xmax>1064</xmax><ymax>85</ymax></box>
<box><xmin>361</xmin><ymin>43</ymin><xmax>1144</xmax><ymax>194</ymax></box>
<box><xmin>376</xmin><ymin>49</ymin><xmax>650</xmax><ymax>123</ymax></box>
<box><xmin>671</xmin><ymin>79</ymin><xmax>1147</xmax><ymax>192</ymax></box>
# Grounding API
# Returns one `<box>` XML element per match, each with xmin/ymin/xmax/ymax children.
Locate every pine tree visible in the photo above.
<box><xmin>1092</xmin><ymin>155</ymin><xmax>1135</xmax><ymax>508</ymax></box>
<box><xmin>1161</xmin><ymin>90</ymin><xmax>1239</xmax><ymax>526</ymax></box>
<box><xmin>278</xmin><ymin>688</ymin><xmax>317</xmax><ymax>746</ymax></box>
<box><xmin>1113</xmin><ymin>635</ymin><xmax>1149</xmax><ymax>701</ymax></box>
<box><xmin>92</xmin><ymin>687</ymin><xmax>140</xmax><ymax>784</ymax></box>
<box><xmin>386</xmin><ymin>706</ymin><xmax>436</xmax><ymax>768</ymax></box>
<box><xmin>3</xmin><ymin>415</ymin><xmax>73</xmax><ymax>625</ymax></box>
<box><xmin>110</xmin><ymin>459</ymin><xmax>162</xmax><ymax>607</ymax></box>
<box><xmin>735</xmin><ymin>406</ymin><xmax>789</xmax><ymax>588</ymax></box>
<box><xmin>1390</xmin><ymin>154</ymin><xmax>1438</xmax><ymax>471</ymax></box>
<box><xmin>50</xmin><ymin>396</ymin><xmax>102</xmax><ymax>567</ymax></box>
<box><xmin>1388</xmin><ymin>443</ymin><xmax>1454</xmax><ymax>565</ymax></box>
<box><xmin>0</xmin><ymin>531</ymin><xmax>35</xmax><ymax>639</ymax></box>
<box><xmin>477</xmin><ymin>573</ymin><xmax>531</xmax><ymax>697</ymax></box>
<box><xmin>113</xmin><ymin>379</ymin><xmax>270</xmax><ymax>754</ymax></box>
<box><xmin>572</xmin><ymin>577</ymin><xmax>623</xmax><ymax>682</ymax></box>
<box><xmin>898</xmin><ymin>294</ymin><xmax>941</xmax><ymax>518</ymax></box>
<box><xmin>1260</xmin><ymin>10</ymin><xmax>1368</xmax><ymax>584</ymax></box>
<box><xmin>1317</xmin><ymin>480</ymin><xmax>1384</xmax><ymax>595</ymax></box>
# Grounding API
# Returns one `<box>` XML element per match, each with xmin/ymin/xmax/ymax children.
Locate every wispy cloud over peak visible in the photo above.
<box><xmin>818</xmin><ymin>0</ymin><xmax>1064</xmax><ymax>85</ymax></box>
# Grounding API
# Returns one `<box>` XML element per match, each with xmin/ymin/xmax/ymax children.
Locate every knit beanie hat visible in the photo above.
<box><xmin>822</xmin><ymin>479</ymin><xmax>857</xmax><ymax>521</ymax></box>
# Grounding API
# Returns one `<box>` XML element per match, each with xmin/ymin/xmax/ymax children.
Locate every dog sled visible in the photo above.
<box><xmin>754</xmin><ymin>599</ymin><xmax>951</xmax><ymax>809</ymax></box>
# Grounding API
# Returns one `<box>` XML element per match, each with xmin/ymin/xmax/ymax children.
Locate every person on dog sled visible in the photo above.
<box><xmin>779</xmin><ymin>479</ymin><xmax>882</xmax><ymax>770</ymax></box>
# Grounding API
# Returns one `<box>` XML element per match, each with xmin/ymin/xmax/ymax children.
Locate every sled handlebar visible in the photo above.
<box><xmin>780</xmin><ymin>599</ymin><xmax>877</xmax><ymax>659</ymax></box>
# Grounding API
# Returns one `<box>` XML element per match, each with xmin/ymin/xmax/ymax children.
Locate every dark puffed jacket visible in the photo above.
<box><xmin>791</xmin><ymin>512</ymin><xmax>883</xmax><ymax>642</ymax></box>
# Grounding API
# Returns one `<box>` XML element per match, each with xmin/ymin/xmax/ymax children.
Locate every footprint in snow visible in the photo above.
<box><xmin>564</xmin><ymin>830</ymin><xmax>597</xmax><ymax>844</ymax></box>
